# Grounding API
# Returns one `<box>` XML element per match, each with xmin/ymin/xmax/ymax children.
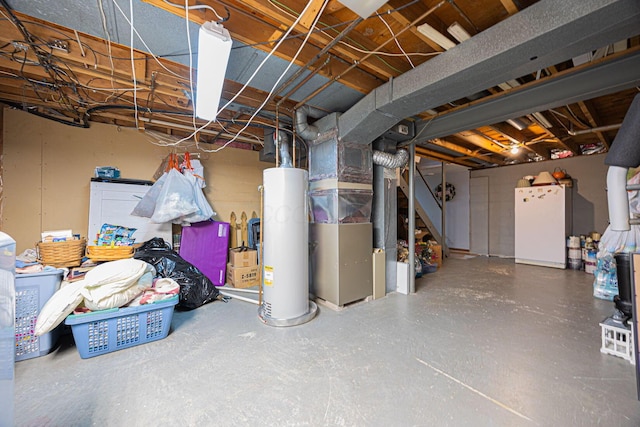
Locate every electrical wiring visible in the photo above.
<box><xmin>97</xmin><ymin>0</ymin><xmax>117</xmax><ymax>93</ymax></box>
<box><xmin>266</xmin><ymin>0</ymin><xmax>406</xmax><ymax>74</ymax></box>
<box><xmin>129</xmin><ymin>0</ymin><xmax>140</xmax><ymax>128</ymax></box>
<box><xmin>85</xmin><ymin>104</ymin><xmax>289</xmax><ymax>133</ymax></box>
<box><xmin>3</xmin><ymin>100</ymin><xmax>88</xmax><ymax>127</ymax></box>
<box><xmin>171</xmin><ymin>0</ymin><xmax>317</xmax><ymax>148</ymax></box>
<box><xmin>184</xmin><ymin>0</ymin><xmax>197</xmax><ymax>134</ymax></box>
<box><xmin>564</xmin><ymin>104</ymin><xmax>590</xmax><ymax>129</ymax></box>
<box><xmin>162</xmin><ymin>0</ymin><xmax>228</xmax><ymax>23</ymax></box>
<box><xmin>337</xmin><ymin>44</ymin><xmax>440</xmax><ymax>58</ymax></box>
<box><xmin>1</xmin><ymin>24</ymin><xmax>86</xmax><ymax>117</ymax></box>
<box><xmin>549</xmin><ymin>109</ymin><xmax>572</xmax><ymax>133</ymax></box>
<box><xmin>108</xmin><ymin>0</ymin><xmax>187</xmax><ymax>80</ymax></box>
<box><xmin>378</xmin><ymin>13</ymin><xmax>414</xmax><ymax>68</ymax></box>
<box><xmin>199</xmin><ymin>0</ymin><xmax>328</xmax><ymax>153</ymax></box>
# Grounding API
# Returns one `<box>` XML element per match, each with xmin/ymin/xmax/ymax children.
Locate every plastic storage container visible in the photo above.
<box><xmin>65</xmin><ymin>295</ymin><xmax>178</xmax><ymax>359</ymax></box>
<box><xmin>15</xmin><ymin>269</ymin><xmax>64</xmax><ymax>361</ymax></box>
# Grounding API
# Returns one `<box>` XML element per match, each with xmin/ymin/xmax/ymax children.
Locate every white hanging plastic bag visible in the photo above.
<box><xmin>131</xmin><ymin>172</ymin><xmax>167</xmax><ymax>218</ymax></box>
<box><xmin>151</xmin><ymin>168</ymin><xmax>198</xmax><ymax>223</ymax></box>
<box><xmin>190</xmin><ymin>159</ymin><xmax>206</xmax><ymax>189</ymax></box>
<box><xmin>178</xmin><ymin>169</ymin><xmax>215</xmax><ymax>224</ymax></box>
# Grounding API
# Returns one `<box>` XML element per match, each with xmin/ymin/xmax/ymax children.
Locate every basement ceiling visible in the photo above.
<box><xmin>1</xmin><ymin>0</ymin><xmax>639</xmax><ymax>168</ymax></box>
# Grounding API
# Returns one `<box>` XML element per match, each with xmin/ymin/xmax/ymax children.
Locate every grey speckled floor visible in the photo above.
<box><xmin>14</xmin><ymin>256</ymin><xmax>640</xmax><ymax>426</ymax></box>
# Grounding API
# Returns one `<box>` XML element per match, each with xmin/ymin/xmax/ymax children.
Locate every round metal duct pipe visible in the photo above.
<box><xmin>295</xmin><ymin>105</ymin><xmax>320</xmax><ymax>141</ymax></box>
<box><xmin>372</xmin><ymin>148</ymin><xmax>409</xmax><ymax>169</ymax></box>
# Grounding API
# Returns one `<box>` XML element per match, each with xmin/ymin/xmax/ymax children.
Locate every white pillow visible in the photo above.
<box><xmin>35</xmin><ymin>279</ymin><xmax>85</xmax><ymax>336</ymax></box>
<box><xmin>80</xmin><ymin>259</ymin><xmax>150</xmax><ymax>305</ymax></box>
<box><xmin>83</xmin><ymin>269</ymin><xmax>154</xmax><ymax>311</ymax></box>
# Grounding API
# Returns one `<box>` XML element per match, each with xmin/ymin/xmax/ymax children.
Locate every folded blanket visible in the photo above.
<box><xmin>35</xmin><ymin>259</ymin><xmax>156</xmax><ymax>335</ymax></box>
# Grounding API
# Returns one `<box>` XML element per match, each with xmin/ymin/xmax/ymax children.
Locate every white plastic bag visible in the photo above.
<box><xmin>131</xmin><ymin>172</ymin><xmax>167</xmax><ymax>218</ymax></box>
<box><xmin>190</xmin><ymin>159</ymin><xmax>206</xmax><ymax>189</ymax></box>
<box><xmin>178</xmin><ymin>169</ymin><xmax>215</xmax><ymax>225</ymax></box>
<box><xmin>599</xmin><ymin>225</ymin><xmax>640</xmax><ymax>254</ymax></box>
<box><xmin>150</xmin><ymin>168</ymin><xmax>198</xmax><ymax>223</ymax></box>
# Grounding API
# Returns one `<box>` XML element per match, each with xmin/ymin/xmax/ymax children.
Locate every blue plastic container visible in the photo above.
<box><xmin>65</xmin><ymin>295</ymin><xmax>178</xmax><ymax>359</ymax></box>
<box><xmin>15</xmin><ymin>269</ymin><xmax>64</xmax><ymax>361</ymax></box>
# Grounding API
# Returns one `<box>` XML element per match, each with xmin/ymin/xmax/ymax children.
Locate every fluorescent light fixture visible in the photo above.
<box><xmin>447</xmin><ymin>22</ymin><xmax>471</xmax><ymax>43</ymax></box>
<box><xmin>196</xmin><ymin>21</ymin><xmax>233</xmax><ymax>121</ymax></box>
<box><xmin>338</xmin><ymin>0</ymin><xmax>388</xmax><ymax>18</ymax></box>
<box><xmin>530</xmin><ymin>111</ymin><xmax>553</xmax><ymax>129</ymax></box>
<box><xmin>417</xmin><ymin>23</ymin><xmax>456</xmax><ymax>50</ymax></box>
<box><xmin>506</xmin><ymin>118</ymin><xmax>528</xmax><ymax>131</ymax></box>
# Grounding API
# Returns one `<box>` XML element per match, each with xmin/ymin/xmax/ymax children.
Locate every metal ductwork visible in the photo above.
<box><xmin>604</xmin><ymin>93</ymin><xmax>640</xmax><ymax>231</ymax></box>
<box><xmin>337</xmin><ymin>0</ymin><xmax>640</xmax><ymax>145</ymax></box>
<box><xmin>372</xmin><ymin>148</ymin><xmax>409</xmax><ymax>169</ymax></box>
<box><xmin>295</xmin><ymin>105</ymin><xmax>321</xmax><ymax>141</ymax></box>
<box><xmin>277</xmin><ymin>131</ymin><xmax>292</xmax><ymax>168</ymax></box>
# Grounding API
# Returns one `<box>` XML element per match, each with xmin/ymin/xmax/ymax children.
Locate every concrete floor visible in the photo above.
<box><xmin>14</xmin><ymin>256</ymin><xmax>640</xmax><ymax>426</ymax></box>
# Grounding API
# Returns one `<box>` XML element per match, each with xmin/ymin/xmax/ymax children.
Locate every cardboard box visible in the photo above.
<box><xmin>430</xmin><ymin>244</ymin><xmax>442</xmax><ymax>267</ymax></box>
<box><xmin>229</xmin><ymin>248</ymin><xmax>258</xmax><ymax>267</ymax></box>
<box><xmin>227</xmin><ymin>263</ymin><xmax>260</xmax><ymax>288</ymax></box>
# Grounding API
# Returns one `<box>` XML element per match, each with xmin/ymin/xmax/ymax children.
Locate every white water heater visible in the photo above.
<box><xmin>258</xmin><ymin>168</ymin><xmax>317</xmax><ymax>326</ymax></box>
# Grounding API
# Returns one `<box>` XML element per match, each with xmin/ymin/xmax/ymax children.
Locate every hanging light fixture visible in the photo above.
<box><xmin>196</xmin><ymin>21</ymin><xmax>233</xmax><ymax>121</ymax></box>
<box><xmin>510</xmin><ymin>145</ymin><xmax>520</xmax><ymax>154</ymax></box>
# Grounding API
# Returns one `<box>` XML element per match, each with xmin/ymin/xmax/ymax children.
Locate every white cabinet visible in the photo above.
<box><xmin>88</xmin><ymin>179</ymin><xmax>172</xmax><ymax>246</ymax></box>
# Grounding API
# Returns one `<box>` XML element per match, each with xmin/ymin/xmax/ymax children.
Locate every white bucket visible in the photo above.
<box><xmin>567</xmin><ymin>258</ymin><xmax>583</xmax><ymax>270</ymax></box>
<box><xmin>568</xmin><ymin>248</ymin><xmax>582</xmax><ymax>260</ymax></box>
<box><xmin>585</xmin><ymin>261</ymin><xmax>597</xmax><ymax>274</ymax></box>
<box><xmin>567</xmin><ymin>235</ymin><xmax>581</xmax><ymax>248</ymax></box>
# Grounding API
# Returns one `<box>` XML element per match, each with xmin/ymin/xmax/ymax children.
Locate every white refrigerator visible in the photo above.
<box><xmin>515</xmin><ymin>184</ymin><xmax>572</xmax><ymax>269</ymax></box>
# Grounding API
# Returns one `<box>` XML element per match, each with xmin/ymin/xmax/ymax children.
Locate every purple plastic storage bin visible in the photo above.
<box><xmin>179</xmin><ymin>221</ymin><xmax>230</xmax><ymax>286</ymax></box>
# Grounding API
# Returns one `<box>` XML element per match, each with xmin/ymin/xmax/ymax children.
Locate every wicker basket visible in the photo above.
<box><xmin>37</xmin><ymin>238</ymin><xmax>86</xmax><ymax>268</ymax></box>
<box><xmin>86</xmin><ymin>245</ymin><xmax>135</xmax><ymax>262</ymax></box>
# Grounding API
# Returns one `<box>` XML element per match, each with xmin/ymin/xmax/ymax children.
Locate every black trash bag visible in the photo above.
<box><xmin>134</xmin><ymin>237</ymin><xmax>221</xmax><ymax>310</ymax></box>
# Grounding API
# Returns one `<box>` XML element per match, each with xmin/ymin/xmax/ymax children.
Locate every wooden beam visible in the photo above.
<box><xmin>0</xmin><ymin>11</ymin><xmax>302</xmax><ymax>124</ymax></box>
<box><xmin>429</xmin><ymin>138</ymin><xmax>505</xmax><ymax>166</ymax></box>
<box><xmin>415</xmin><ymin>145</ymin><xmax>478</xmax><ymax>168</ymax></box>
<box><xmin>378</xmin><ymin>4</ymin><xmax>445</xmax><ymax>53</ymax></box>
<box><xmin>500</xmin><ymin>0</ymin><xmax>519</xmax><ymax>16</ymax></box>
<box><xmin>578</xmin><ymin>99</ymin><xmax>611</xmax><ymax>148</ymax></box>
<box><xmin>454</xmin><ymin>131</ymin><xmax>507</xmax><ymax>155</ymax></box>
<box><xmin>141</xmin><ymin>0</ymin><xmax>386</xmax><ymax>92</ymax></box>
<box><xmin>299</xmin><ymin>0</ymin><xmax>325</xmax><ymax>29</ymax></box>
<box><xmin>488</xmin><ymin>122</ymin><xmax>550</xmax><ymax>160</ymax></box>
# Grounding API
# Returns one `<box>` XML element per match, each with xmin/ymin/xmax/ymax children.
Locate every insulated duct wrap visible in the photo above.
<box><xmin>295</xmin><ymin>105</ymin><xmax>320</xmax><ymax>141</ymax></box>
<box><xmin>604</xmin><ymin>93</ymin><xmax>640</xmax><ymax>231</ymax></box>
<box><xmin>605</xmin><ymin>93</ymin><xmax>640</xmax><ymax>168</ymax></box>
<box><xmin>277</xmin><ymin>131</ymin><xmax>292</xmax><ymax>168</ymax></box>
<box><xmin>372</xmin><ymin>148</ymin><xmax>409</xmax><ymax>169</ymax></box>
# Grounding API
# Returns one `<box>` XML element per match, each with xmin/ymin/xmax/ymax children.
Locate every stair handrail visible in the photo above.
<box><xmin>416</xmin><ymin>167</ymin><xmax>442</xmax><ymax>210</ymax></box>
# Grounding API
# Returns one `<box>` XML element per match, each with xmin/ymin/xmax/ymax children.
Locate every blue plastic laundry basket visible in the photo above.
<box><xmin>65</xmin><ymin>295</ymin><xmax>178</xmax><ymax>359</ymax></box>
